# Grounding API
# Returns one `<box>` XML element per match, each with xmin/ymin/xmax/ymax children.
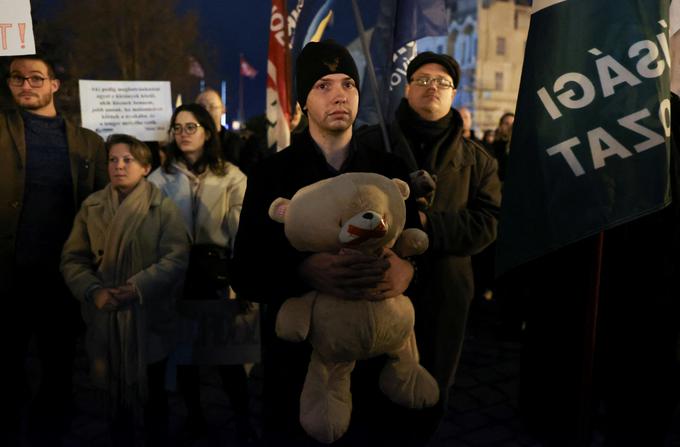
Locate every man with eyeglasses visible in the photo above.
<box><xmin>0</xmin><ymin>54</ymin><xmax>107</xmax><ymax>443</ymax></box>
<box><xmin>357</xmin><ymin>51</ymin><xmax>502</xmax><ymax>442</ymax></box>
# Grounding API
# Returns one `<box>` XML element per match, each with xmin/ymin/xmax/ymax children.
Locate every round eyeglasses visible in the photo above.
<box><xmin>171</xmin><ymin>123</ymin><xmax>202</xmax><ymax>135</ymax></box>
<box><xmin>411</xmin><ymin>76</ymin><xmax>455</xmax><ymax>89</ymax></box>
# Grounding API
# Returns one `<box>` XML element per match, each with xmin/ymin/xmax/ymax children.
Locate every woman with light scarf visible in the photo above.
<box><xmin>61</xmin><ymin>134</ymin><xmax>190</xmax><ymax>446</ymax></box>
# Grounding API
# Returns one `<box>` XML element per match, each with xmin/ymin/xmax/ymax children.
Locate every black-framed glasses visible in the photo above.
<box><xmin>170</xmin><ymin>123</ymin><xmax>202</xmax><ymax>135</ymax></box>
<box><xmin>8</xmin><ymin>75</ymin><xmax>48</xmax><ymax>88</ymax></box>
<box><xmin>411</xmin><ymin>76</ymin><xmax>455</xmax><ymax>89</ymax></box>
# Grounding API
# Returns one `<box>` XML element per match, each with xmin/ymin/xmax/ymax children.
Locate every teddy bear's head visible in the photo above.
<box><xmin>269</xmin><ymin>172</ymin><xmax>410</xmax><ymax>255</ymax></box>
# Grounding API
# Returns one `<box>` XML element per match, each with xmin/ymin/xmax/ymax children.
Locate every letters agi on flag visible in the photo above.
<box><xmin>495</xmin><ymin>0</ymin><xmax>670</xmax><ymax>275</ymax></box>
<box><xmin>537</xmin><ymin>20</ymin><xmax>671</xmax><ymax>178</ymax></box>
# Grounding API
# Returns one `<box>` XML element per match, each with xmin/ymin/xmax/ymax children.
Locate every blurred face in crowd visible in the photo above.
<box><xmin>304</xmin><ymin>74</ymin><xmax>358</xmax><ymax>136</ymax></box>
<box><xmin>498</xmin><ymin>114</ymin><xmax>515</xmax><ymax>140</ymax></box>
<box><xmin>8</xmin><ymin>58</ymin><xmax>60</xmax><ymax>117</ymax></box>
<box><xmin>459</xmin><ymin>107</ymin><xmax>472</xmax><ymax>135</ymax></box>
<box><xmin>196</xmin><ymin>90</ymin><xmax>224</xmax><ymax>130</ymax></box>
<box><xmin>108</xmin><ymin>143</ymin><xmax>151</xmax><ymax>194</ymax></box>
<box><xmin>290</xmin><ymin>102</ymin><xmax>303</xmax><ymax>130</ymax></box>
<box><xmin>173</xmin><ymin>110</ymin><xmax>210</xmax><ymax>160</ymax></box>
<box><xmin>405</xmin><ymin>63</ymin><xmax>456</xmax><ymax>122</ymax></box>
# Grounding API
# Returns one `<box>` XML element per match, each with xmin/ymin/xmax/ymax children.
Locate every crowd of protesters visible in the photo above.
<box><xmin>1</xmin><ymin>37</ymin><xmax>678</xmax><ymax>447</ymax></box>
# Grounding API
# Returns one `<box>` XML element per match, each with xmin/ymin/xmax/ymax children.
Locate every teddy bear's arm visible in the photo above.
<box><xmin>393</xmin><ymin>228</ymin><xmax>429</xmax><ymax>258</ymax></box>
<box><xmin>275</xmin><ymin>292</ymin><xmax>316</xmax><ymax>342</ymax></box>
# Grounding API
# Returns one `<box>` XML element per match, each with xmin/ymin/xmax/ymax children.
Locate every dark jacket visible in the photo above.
<box><xmin>233</xmin><ymin>128</ymin><xmax>417</xmax><ymax>308</ymax></box>
<box><xmin>356</xmin><ymin>108</ymin><xmax>502</xmax><ymax>398</ymax></box>
<box><xmin>231</xmin><ymin>128</ymin><xmax>419</xmax><ymax>444</ymax></box>
<box><xmin>0</xmin><ymin>109</ymin><xmax>107</xmax><ymax>294</ymax></box>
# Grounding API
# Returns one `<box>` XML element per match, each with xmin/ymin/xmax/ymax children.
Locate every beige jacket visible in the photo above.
<box><xmin>61</xmin><ymin>182</ymin><xmax>190</xmax><ymax>362</ymax></box>
<box><xmin>148</xmin><ymin>162</ymin><xmax>246</xmax><ymax>250</ymax></box>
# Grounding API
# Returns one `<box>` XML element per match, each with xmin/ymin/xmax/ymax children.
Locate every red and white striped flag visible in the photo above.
<box><xmin>240</xmin><ymin>55</ymin><xmax>258</xmax><ymax>79</ymax></box>
<box><xmin>266</xmin><ymin>0</ymin><xmax>292</xmax><ymax>151</ymax></box>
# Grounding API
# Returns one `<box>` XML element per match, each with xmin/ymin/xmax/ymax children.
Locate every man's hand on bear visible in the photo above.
<box><xmin>298</xmin><ymin>249</ymin><xmax>414</xmax><ymax>301</ymax></box>
<box><xmin>368</xmin><ymin>248</ymin><xmax>414</xmax><ymax>300</ymax></box>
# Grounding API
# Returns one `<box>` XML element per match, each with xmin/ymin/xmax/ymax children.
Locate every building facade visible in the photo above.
<box><xmin>449</xmin><ymin>0</ymin><xmax>531</xmax><ymax>133</ymax></box>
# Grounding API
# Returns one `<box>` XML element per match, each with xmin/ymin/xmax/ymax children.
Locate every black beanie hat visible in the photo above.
<box><xmin>406</xmin><ymin>52</ymin><xmax>461</xmax><ymax>88</ymax></box>
<box><xmin>296</xmin><ymin>39</ymin><xmax>360</xmax><ymax>110</ymax></box>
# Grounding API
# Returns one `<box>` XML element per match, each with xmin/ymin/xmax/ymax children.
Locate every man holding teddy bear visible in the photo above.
<box><xmin>233</xmin><ymin>40</ymin><xmax>428</xmax><ymax>446</ymax></box>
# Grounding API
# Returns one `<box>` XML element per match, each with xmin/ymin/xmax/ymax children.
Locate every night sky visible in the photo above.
<box><xmin>177</xmin><ymin>0</ymin><xmax>271</xmax><ymax>122</ymax></box>
<box><xmin>30</xmin><ymin>0</ymin><xmax>381</xmax><ymax>121</ymax></box>
<box><xmin>176</xmin><ymin>1</ymin><xmax>380</xmax><ymax>122</ymax></box>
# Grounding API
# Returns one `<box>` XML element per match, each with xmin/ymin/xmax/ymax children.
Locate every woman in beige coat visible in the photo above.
<box><xmin>61</xmin><ymin>134</ymin><xmax>190</xmax><ymax>446</ymax></box>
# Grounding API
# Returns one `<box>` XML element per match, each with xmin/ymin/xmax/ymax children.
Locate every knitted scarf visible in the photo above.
<box><xmin>86</xmin><ymin>179</ymin><xmax>154</xmax><ymax>412</ymax></box>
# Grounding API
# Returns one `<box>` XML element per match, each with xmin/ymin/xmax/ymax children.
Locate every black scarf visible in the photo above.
<box><xmin>396</xmin><ymin>98</ymin><xmax>458</xmax><ymax>170</ymax></box>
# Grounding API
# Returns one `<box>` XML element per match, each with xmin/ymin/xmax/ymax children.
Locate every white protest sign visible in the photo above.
<box><xmin>79</xmin><ymin>80</ymin><xmax>173</xmax><ymax>141</ymax></box>
<box><xmin>0</xmin><ymin>0</ymin><xmax>36</xmax><ymax>56</ymax></box>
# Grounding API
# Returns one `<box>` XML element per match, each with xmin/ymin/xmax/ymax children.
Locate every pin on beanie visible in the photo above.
<box><xmin>295</xmin><ymin>39</ymin><xmax>360</xmax><ymax>111</ymax></box>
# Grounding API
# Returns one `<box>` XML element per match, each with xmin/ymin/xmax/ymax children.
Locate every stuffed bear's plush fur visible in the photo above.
<box><xmin>269</xmin><ymin>172</ymin><xmax>439</xmax><ymax>444</ymax></box>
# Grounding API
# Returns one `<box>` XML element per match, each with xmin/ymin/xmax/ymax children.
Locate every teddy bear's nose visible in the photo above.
<box><xmin>338</xmin><ymin>210</ymin><xmax>388</xmax><ymax>246</ymax></box>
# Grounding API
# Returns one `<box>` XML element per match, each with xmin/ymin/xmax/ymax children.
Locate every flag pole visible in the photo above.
<box><xmin>577</xmin><ymin>231</ymin><xmax>604</xmax><ymax>444</ymax></box>
<box><xmin>350</xmin><ymin>0</ymin><xmax>392</xmax><ymax>153</ymax></box>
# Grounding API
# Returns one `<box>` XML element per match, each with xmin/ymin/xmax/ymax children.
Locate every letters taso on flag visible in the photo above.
<box><xmin>495</xmin><ymin>0</ymin><xmax>672</xmax><ymax>274</ymax></box>
<box><xmin>240</xmin><ymin>55</ymin><xmax>258</xmax><ymax>79</ymax></box>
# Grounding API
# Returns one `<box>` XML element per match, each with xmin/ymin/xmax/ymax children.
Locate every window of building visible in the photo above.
<box><xmin>495</xmin><ymin>72</ymin><xmax>504</xmax><ymax>91</ymax></box>
<box><xmin>496</xmin><ymin>36</ymin><xmax>506</xmax><ymax>55</ymax></box>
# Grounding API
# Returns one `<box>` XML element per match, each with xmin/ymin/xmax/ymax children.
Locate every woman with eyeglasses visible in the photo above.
<box><xmin>147</xmin><ymin>104</ymin><xmax>256</xmax><ymax>442</ymax></box>
<box><xmin>61</xmin><ymin>134</ymin><xmax>190</xmax><ymax>446</ymax></box>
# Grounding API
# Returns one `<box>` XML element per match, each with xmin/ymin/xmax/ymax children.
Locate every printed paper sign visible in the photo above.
<box><xmin>0</xmin><ymin>0</ymin><xmax>36</xmax><ymax>56</ymax></box>
<box><xmin>79</xmin><ymin>80</ymin><xmax>173</xmax><ymax>142</ymax></box>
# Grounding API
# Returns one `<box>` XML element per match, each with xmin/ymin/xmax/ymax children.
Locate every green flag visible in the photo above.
<box><xmin>496</xmin><ymin>0</ymin><xmax>672</xmax><ymax>274</ymax></box>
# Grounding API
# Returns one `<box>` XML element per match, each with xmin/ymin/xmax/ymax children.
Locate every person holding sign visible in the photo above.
<box><xmin>148</xmin><ymin>104</ymin><xmax>257</xmax><ymax>443</ymax></box>
<box><xmin>0</xmin><ymin>53</ymin><xmax>107</xmax><ymax>444</ymax></box>
<box><xmin>60</xmin><ymin>134</ymin><xmax>190</xmax><ymax>446</ymax></box>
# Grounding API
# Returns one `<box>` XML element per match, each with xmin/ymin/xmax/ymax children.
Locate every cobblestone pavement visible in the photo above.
<box><xmin>18</xmin><ymin>296</ymin><xmax>680</xmax><ymax>447</ymax></box>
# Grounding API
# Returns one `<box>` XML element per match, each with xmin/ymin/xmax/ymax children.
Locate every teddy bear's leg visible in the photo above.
<box><xmin>299</xmin><ymin>350</ymin><xmax>356</xmax><ymax>444</ymax></box>
<box><xmin>275</xmin><ymin>292</ymin><xmax>316</xmax><ymax>342</ymax></box>
<box><xmin>379</xmin><ymin>330</ymin><xmax>439</xmax><ymax>409</ymax></box>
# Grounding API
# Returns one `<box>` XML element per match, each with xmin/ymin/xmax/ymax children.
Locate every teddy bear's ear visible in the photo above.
<box><xmin>268</xmin><ymin>198</ymin><xmax>290</xmax><ymax>223</ymax></box>
<box><xmin>392</xmin><ymin>178</ymin><xmax>410</xmax><ymax>200</ymax></box>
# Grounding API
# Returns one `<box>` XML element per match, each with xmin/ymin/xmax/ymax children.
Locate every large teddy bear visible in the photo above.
<box><xmin>268</xmin><ymin>172</ymin><xmax>439</xmax><ymax>444</ymax></box>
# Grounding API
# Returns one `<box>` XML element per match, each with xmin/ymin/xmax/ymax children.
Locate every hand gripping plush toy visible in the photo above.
<box><xmin>268</xmin><ymin>172</ymin><xmax>439</xmax><ymax>444</ymax></box>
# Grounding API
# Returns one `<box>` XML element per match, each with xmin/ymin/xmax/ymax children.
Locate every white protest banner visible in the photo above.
<box><xmin>0</xmin><ymin>0</ymin><xmax>36</xmax><ymax>56</ymax></box>
<box><xmin>79</xmin><ymin>80</ymin><xmax>173</xmax><ymax>141</ymax></box>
